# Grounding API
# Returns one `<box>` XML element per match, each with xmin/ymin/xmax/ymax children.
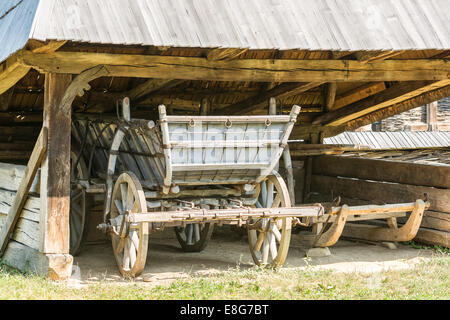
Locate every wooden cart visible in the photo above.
<box><xmin>72</xmin><ymin>98</ymin><xmax>326</xmax><ymax>277</ymax></box>
<box><xmin>69</xmin><ymin>98</ymin><xmax>429</xmax><ymax>277</ymax></box>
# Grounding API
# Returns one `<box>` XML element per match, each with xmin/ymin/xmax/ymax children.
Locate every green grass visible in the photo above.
<box><xmin>0</xmin><ymin>251</ymin><xmax>448</xmax><ymax>300</ymax></box>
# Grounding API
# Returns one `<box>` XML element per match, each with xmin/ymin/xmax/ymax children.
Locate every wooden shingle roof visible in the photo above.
<box><xmin>1</xmin><ymin>0</ymin><xmax>450</xmax><ymax>63</ymax></box>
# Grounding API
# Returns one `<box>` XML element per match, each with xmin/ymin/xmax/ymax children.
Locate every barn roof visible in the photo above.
<box><xmin>1</xmin><ymin>0</ymin><xmax>449</xmax><ymax>63</ymax></box>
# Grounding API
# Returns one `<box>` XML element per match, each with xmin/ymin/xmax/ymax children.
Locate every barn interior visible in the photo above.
<box><xmin>0</xmin><ymin>0</ymin><xmax>448</xmax><ymax>279</ymax></box>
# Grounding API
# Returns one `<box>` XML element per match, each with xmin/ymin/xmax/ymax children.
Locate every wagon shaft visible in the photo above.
<box><xmin>126</xmin><ymin>204</ymin><xmax>324</xmax><ymax>224</ymax></box>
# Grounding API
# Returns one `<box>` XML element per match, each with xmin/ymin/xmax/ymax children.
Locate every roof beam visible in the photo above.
<box><xmin>0</xmin><ymin>42</ymin><xmax>67</xmax><ymax>96</ymax></box>
<box><xmin>216</xmin><ymin>82</ymin><xmax>324</xmax><ymax>115</ymax></box>
<box><xmin>340</xmin><ymin>84</ymin><xmax>450</xmax><ymax>133</ymax></box>
<box><xmin>0</xmin><ymin>54</ymin><xmax>31</xmax><ymax>95</ymax></box>
<box><xmin>355</xmin><ymin>50</ymin><xmax>405</xmax><ymax>63</ymax></box>
<box><xmin>207</xmin><ymin>48</ymin><xmax>248</xmax><ymax>61</ymax></box>
<box><xmin>313</xmin><ymin>79</ymin><xmax>450</xmax><ymax>126</ymax></box>
<box><xmin>333</xmin><ymin>82</ymin><xmax>387</xmax><ymax>110</ymax></box>
<box><xmin>127</xmin><ymin>79</ymin><xmax>184</xmax><ymax>101</ymax></box>
<box><xmin>28</xmin><ymin>40</ymin><xmax>67</xmax><ymax>54</ymax></box>
<box><xmin>18</xmin><ymin>51</ymin><xmax>450</xmax><ymax>83</ymax></box>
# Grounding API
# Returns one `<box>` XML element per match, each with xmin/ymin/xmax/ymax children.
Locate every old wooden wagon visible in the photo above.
<box><xmin>67</xmin><ymin>97</ymin><xmax>429</xmax><ymax>277</ymax></box>
<box><xmin>0</xmin><ymin>0</ymin><xmax>448</xmax><ymax>279</ymax></box>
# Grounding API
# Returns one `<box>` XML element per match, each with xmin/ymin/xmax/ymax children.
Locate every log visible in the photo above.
<box><xmin>2</xmin><ymin>240</ymin><xmax>73</xmax><ymax>280</ymax></box>
<box><xmin>398</xmin><ymin>211</ymin><xmax>450</xmax><ymax>233</ymax></box>
<box><xmin>414</xmin><ymin>228</ymin><xmax>449</xmax><ymax>248</ymax></box>
<box><xmin>312</xmin><ymin>175</ymin><xmax>450</xmax><ymax>213</ymax></box>
<box><xmin>313</xmin><ymin>156</ymin><xmax>450</xmax><ymax>189</ymax></box>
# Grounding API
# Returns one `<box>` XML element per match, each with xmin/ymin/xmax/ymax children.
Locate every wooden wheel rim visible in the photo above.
<box><xmin>110</xmin><ymin>172</ymin><xmax>149</xmax><ymax>277</ymax></box>
<box><xmin>248</xmin><ymin>173</ymin><xmax>292</xmax><ymax>268</ymax></box>
<box><xmin>69</xmin><ymin>149</ymin><xmax>87</xmax><ymax>255</ymax></box>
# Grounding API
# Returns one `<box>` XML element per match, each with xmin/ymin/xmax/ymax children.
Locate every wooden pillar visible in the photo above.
<box><xmin>200</xmin><ymin>97</ymin><xmax>211</xmax><ymax>115</ymax></box>
<box><xmin>426</xmin><ymin>101</ymin><xmax>438</xmax><ymax>131</ymax></box>
<box><xmin>39</xmin><ymin>73</ymin><xmax>73</xmax><ymax>280</ymax></box>
<box><xmin>325</xmin><ymin>82</ymin><xmax>337</xmax><ymax>112</ymax></box>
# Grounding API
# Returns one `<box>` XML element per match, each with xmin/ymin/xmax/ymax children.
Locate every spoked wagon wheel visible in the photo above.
<box><xmin>248</xmin><ymin>173</ymin><xmax>292</xmax><ymax>268</ymax></box>
<box><xmin>69</xmin><ymin>146</ymin><xmax>90</xmax><ymax>256</ymax></box>
<box><xmin>174</xmin><ymin>222</ymin><xmax>214</xmax><ymax>252</ymax></box>
<box><xmin>110</xmin><ymin>172</ymin><xmax>149</xmax><ymax>278</ymax></box>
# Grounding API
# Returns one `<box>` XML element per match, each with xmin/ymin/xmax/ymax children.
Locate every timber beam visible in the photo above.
<box><xmin>313</xmin><ymin>80</ymin><xmax>450</xmax><ymax>126</ymax></box>
<box><xmin>0</xmin><ymin>54</ymin><xmax>31</xmax><ymax>95</ymax></box>
<box><xmin>216</xmin><ymin>82</ymin><xmax>324</xmax><ymax>115</ymax></box>
<box><xmin>16</xmin><ymin>51</ymin><xmax>450</xmax><ymax>83</ymax></box>
<box><xmin>340</xmin><ymin>84</ymin><xmax>450</xmax><ymax>132</ymax></box>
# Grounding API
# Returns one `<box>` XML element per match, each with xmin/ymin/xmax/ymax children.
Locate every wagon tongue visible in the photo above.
<box><xmin>125</xmin><ymin>204</ymin><xmax>325</xmax><ymax>224</ymax></box>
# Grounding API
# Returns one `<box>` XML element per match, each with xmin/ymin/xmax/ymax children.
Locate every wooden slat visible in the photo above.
<box><xmin>0</xmin><ymin>127</ymin><xmax>47</xmax><ymax>256</ymax></box>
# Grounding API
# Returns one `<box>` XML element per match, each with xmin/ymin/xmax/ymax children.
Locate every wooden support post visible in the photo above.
<box><xmin>303</xmin><ymin>133</ymin><xmax>322</xmax><ymax>232</ymax></box>
<box><xmin>39</xmin><ymin>73</ymin><xmax>73</xmax><ymax>280</ymax></box>
<box><xmin>426</xmin><ymin>101</ymin><xmax>438</xmax><ymax>131</ymax></box>
<box><xmin>200</xmin><ymin>97</ymin><xmax>211</xmax><ymax>115</ymax></box>
<box><xmin>325</xmin><ymin>82</ymin><xmax>337</xmax><ymax>112</ymax></box>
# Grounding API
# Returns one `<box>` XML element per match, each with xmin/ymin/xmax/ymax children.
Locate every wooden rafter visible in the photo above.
<box><xmin>340</xmin><ymin>84</ymin><xmax>450</xmax><ymax>132</ymax></box>
<box><xmin>313</xmin><ymin>80</ymin><xmax>450</xmax><ymax>126</ymax></box>
<box><xmin>0</xmin><ymin>54</ymin><xmax>30</xmax><ymax>95</ymax></box>
<box><xmin>333</xmin><ymin>82</ymin><xmax>387</xmax><ymax>110</ymax></box>
<box><xmin>127</xmin><ymin>79</ymin><xmax>184</xmax><ymax>101</ymax></box>
<box><xmin>206</xmin><ymin>48</ymin><xmax>248</xmax><ymax>61</ymax></box>
<box><xmin>0</xmin><ymin>42</ymin><xmax>67</xmax><ymax>96</ymax></box>
<box><xmin>216</xmin><ymin>82</ymin><xmax>324</xmax><ymax>115</ymax></box>
<box><xmin>355</xmin><ymin>50</ymin><xmax>405</xmax><ymax>63</ymax></box>
<box><xmin>17</xmin><ymin>51</ymin><xmax>450</xmax><ymax>82</ymax></box>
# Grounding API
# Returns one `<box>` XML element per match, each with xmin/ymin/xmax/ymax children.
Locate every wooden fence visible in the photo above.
<box><xmin>310</xmin><ymin>155</ymin><xmax>450</xmax><ymax>247</ymax></box>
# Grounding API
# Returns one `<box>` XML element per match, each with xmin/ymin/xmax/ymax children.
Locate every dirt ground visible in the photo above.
<box><xmin>71</xmin><ymin>226</ymin><xmax>434</xmax><ymax>286</ymax></box>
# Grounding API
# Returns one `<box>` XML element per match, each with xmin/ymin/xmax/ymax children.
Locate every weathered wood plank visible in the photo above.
<box><xmin>0</xmin><ymin>215</ymin><xmax>39</xmax><ymax>250</ymax></box>
<box><xmin>311</xmin><ymin>175</ymin><xmax>450</xmax><ymax>213</ymax></box>
<box><xmin>18</xmin><ymin>51</ymin><xmax>450</xmax><ymax>82</ymax></box>
<box><xmin>0</xmin><ymin>163</ymin><xmax>40</xmax><ymax>194</ymax></box>
<box><xmin>313</xmin><ymin>155</ymin><xmax>450</xmax><ymax>189</ymax></box>
<box><xmin>0</xmin><ymin>190</ymin><xmax>40</xmax><ymax>222</ymax></box>
<box><xmin>3</xmin><ymin>240</ymin><xmax>73</xmax><ymax>279</ymax></box>
<box><xmin>0</xmin><ymin>128</ymin><xmax>47</xmax><ymax>256</ymax></box>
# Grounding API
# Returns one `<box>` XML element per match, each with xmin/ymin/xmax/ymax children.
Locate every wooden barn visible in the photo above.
<box><xmin>0</xmin><ymin>0</ymin><xmax>449</xmax><ymax>279</ymax></box>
